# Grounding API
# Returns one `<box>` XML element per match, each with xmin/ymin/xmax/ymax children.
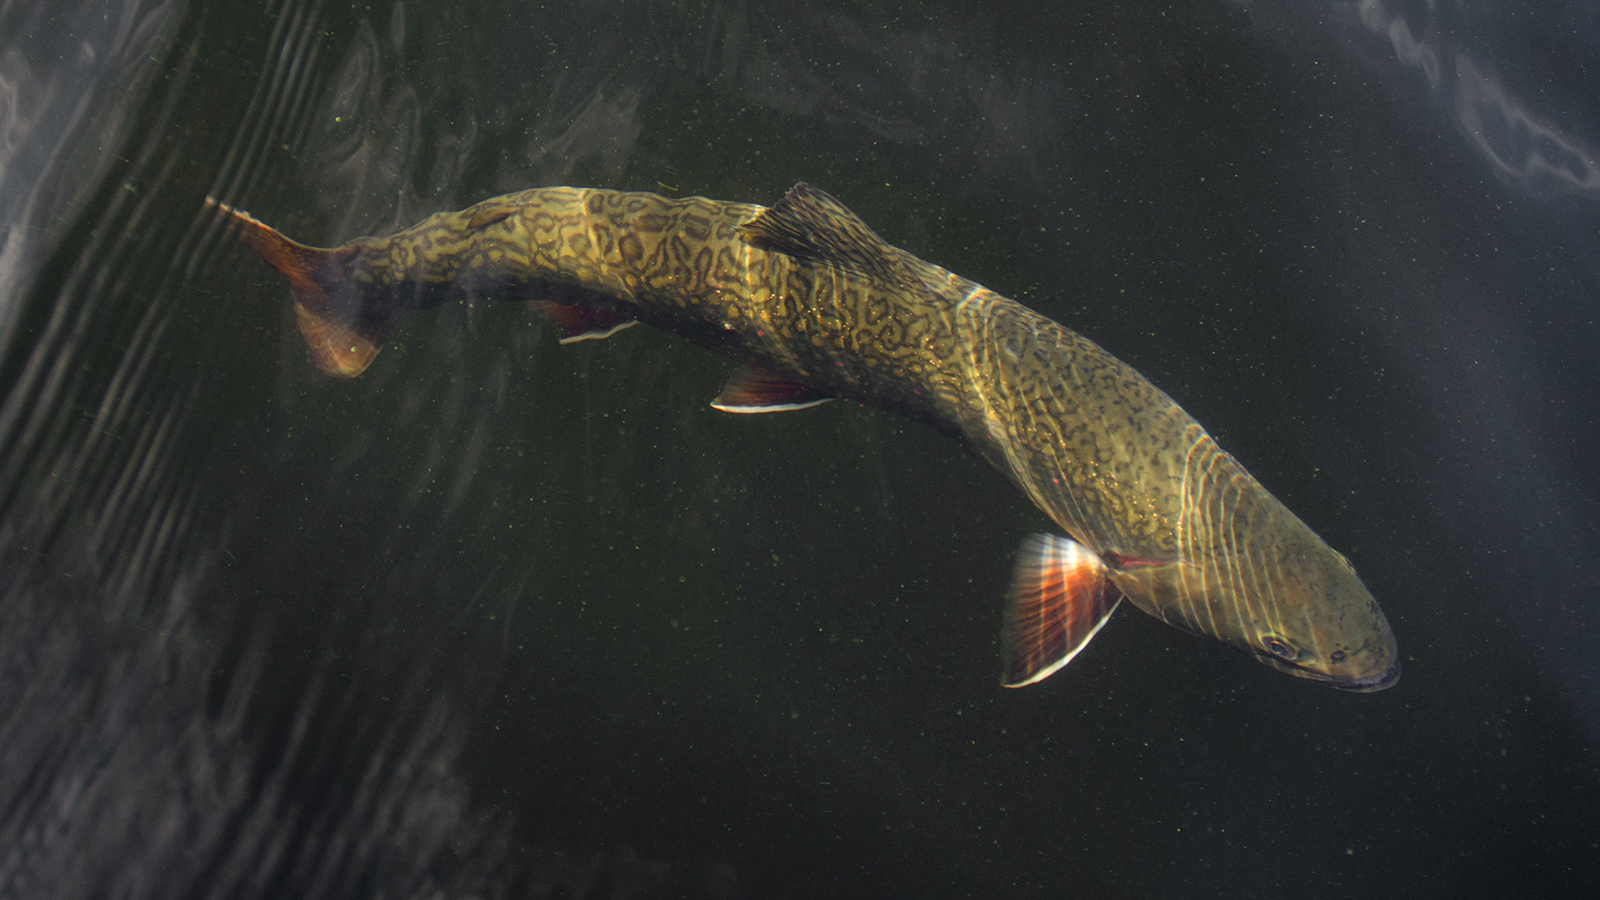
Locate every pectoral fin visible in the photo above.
<box><xmin>710</xmin><ymin>366</ymin><xmax>834</xmax><ymax>413</ymax></box>
<box><xmin>1001</xmin><ymin>534</ymin><xmax>1122</xmax><ymax>688</ymax></box>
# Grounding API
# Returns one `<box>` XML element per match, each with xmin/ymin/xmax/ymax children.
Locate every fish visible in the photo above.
<box><xmin>207</xmin><ymin>183</ymin><xmax>1400</xmax><ymax>693</ymax></box>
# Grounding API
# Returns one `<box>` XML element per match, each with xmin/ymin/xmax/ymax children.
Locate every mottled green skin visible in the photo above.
<box><xmin>329</xmin><ymin>185</ymin><xmax>1398</xmax><ymax>690</ymax></box>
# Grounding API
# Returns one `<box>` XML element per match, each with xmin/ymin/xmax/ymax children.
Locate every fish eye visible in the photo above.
<box><xmin>1262</xmin><ymin>635</ymin><xmax>1299</xmax><ymax>661</ymax></box>
<box><xmin>1330</xmin><ymin>650</ymin><xmax>1348</xmax><ymax>663</ymax></box>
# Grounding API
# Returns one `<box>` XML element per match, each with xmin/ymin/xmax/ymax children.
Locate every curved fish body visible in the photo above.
<box><xmin>209</xmin><ymin>184</ymin><xmax>1399</xmax><ymax>692</ymax></box>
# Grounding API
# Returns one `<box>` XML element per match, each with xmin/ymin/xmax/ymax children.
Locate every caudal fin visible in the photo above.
<box><xmin>206</xmin><ymin>197</ymin><xmax>385</xmax><ymax>377</ymax></box>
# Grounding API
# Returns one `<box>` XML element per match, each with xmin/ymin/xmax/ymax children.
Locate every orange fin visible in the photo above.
<box><xmin>709</xmin><ymin>366</ymin><xmax>834</xmax><ymax>413</ymax></box>
<box><xmin>533</xmin><ymin>301</ymin><xmax>638</xmax><ymax>344</ymax></box>
<box><xmin>1001</xmin><ymin>534</ymin><xmax>1121</xmax><ymax>688</ymax></box>
<box><xmin>206</xmin><ymin>197</ymin><xmax>382</xmax><ymax>378</ymax></box>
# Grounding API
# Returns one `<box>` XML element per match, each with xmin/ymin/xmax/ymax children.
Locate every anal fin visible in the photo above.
<box><xmin>534</xmin><ymin>302</ymin><xmax>638</xmax><ymax>344</ymax></box>
<box><xmin>710</xmin><ymin>366</ymin><xmax>834</xmax><ymax>413</ymax></box>
<box><xmin>1001</xmin><ymin>534</ymin><xmax>1122</xmax><ymax>688</ymax></box>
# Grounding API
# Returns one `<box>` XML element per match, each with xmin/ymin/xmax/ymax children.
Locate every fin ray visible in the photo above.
<box><xmin>1001</xmin><ymin>534</ymin><xmax>1122</xmax><ymax>688</ymax></box>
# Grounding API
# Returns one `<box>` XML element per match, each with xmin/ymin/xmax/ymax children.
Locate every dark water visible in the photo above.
<box><xmin>2</xmin><ymin>0</ymin><xmax>1597</xmax><ymax>897</ymax></box>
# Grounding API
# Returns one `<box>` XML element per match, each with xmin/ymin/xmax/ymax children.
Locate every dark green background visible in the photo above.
<box><xmin>1</xmin><ymin>0</ymin><xmax>1596</xmax><ymax>897</ymax></box>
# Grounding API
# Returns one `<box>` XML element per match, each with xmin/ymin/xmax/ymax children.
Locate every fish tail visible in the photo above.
<box><xmin>206</xmin><ymin>197</ymin><xmax>383</xmax><ymax>377</ymax></box>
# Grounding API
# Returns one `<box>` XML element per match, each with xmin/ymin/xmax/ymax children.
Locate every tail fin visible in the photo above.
<box><xmin>206</xmin><ymin>197</ymin><xmax>385</xmax><ymax>377</ymax></box>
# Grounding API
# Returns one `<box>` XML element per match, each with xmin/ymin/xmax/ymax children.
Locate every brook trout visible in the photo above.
<box><xmin>209</xmin><ymin>183</ymin><xmax>1399</xmax><ymax>692</ymax></box>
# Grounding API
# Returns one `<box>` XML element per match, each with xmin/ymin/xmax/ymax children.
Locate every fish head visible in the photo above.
<box><xmin>1110</xmin><ymin>524</ymin><xmax>1400</xmax><ymax>692</ymax></box>
<box><xmin>1230</xmin><ymin>540</ymin><xmax>1400</xmax><ymax>692</ymax></box>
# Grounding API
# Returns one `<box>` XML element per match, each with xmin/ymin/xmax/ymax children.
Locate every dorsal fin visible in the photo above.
<box><xmin>738</xmin><ymin>183</ymin><xmax>918</xmax><ymax>288</ymax></box>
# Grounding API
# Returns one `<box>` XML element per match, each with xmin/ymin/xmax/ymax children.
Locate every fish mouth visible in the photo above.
<box><xmin>1255</xmin><ymin>654</ymin><xmax>1402</xmax><ymax>692</ymax></box>
<box><xmin>1330</xmin><ymin>657</ymin><xmax>1402</xmax><ymax>693</ymax></box>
